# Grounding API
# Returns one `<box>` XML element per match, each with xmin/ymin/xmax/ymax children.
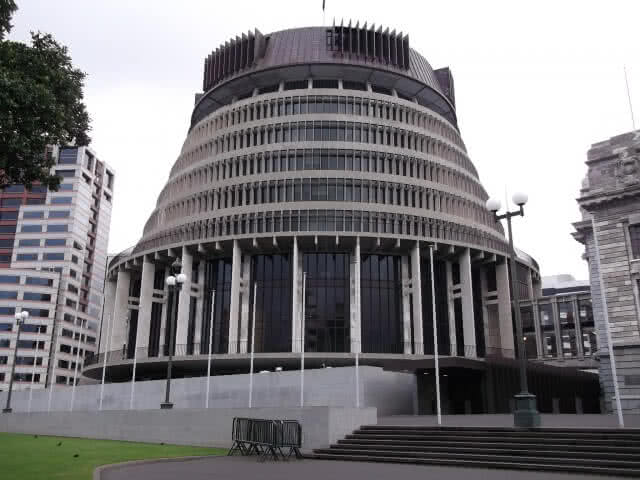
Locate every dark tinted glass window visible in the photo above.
<box><xmin>630</xmin><ymin>225</ymin><xmax>640</xmax><ymax>258</ymax></box>
<box><xmin>26</xmin><ymin>277</ymin><xmax>53</xmax><ymax>287</ymax></box>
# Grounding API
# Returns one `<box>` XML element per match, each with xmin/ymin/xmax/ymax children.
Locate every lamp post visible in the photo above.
<box><xmin>161</xmin><ymin>259</ymin><xmax>186</xmax><ymax>409</ymax></box>
<box><xmin>486</xmin><ymin>192</ymin><xmax>540</xmax><ymax>428</ymax></box>
<box><xmin>3</xmin><ymin>310</ymin><xmax>29</xmax><ymax>413</ymax></box>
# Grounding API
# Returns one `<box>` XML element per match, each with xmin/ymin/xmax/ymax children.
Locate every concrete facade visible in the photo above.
<box><xmin>574</xmin><ymin>129</ymin><xmax>640</xmax><ymax>414</ymax></box>
<box><xmin>0</xmin><ymin>406</ymin><xmax>376</xmax><ymax>450</ymax></box>
<box><xmin>0</xmin><ymin>366</ymin><xmax>414</xmax><ymax>416</ymax></box>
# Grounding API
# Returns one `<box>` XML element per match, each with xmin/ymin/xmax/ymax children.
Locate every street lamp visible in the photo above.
<box><xmin>161</xmin><ymin>259</ymin><xmax>186</xmax><ymax>409</ymax></box>
<box><xmin>486</xmin><ymin>192</ymin><xmax>540</xmax><ymax>428</ymax></box>
<box><xmin>3</xmin><ymin>310</ymin><xmax>29</xmax><ymax>413</ymax></box>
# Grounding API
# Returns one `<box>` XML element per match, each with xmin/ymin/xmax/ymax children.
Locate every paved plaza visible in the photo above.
<box><xmin>100</xmin><ymin>456</ymin><xmax>621</xmax><ymax>480</ymax></box>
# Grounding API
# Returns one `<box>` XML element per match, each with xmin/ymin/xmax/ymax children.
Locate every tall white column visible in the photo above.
<box><xmin>460</xmin><ymin>248</ymin><xmax>476</xmax><ymax>357</ymax></box>
<box><xmin>100</xmin><ymin>278</ymin><xmax>117</xmax><ymax>353</ymax></box>
<box><xmin>401</xmin><ymin>256</ymin><xmax>412</xmax><ymax>354</ymax></box>
<box><xmin>112</xmin><ymin>269</ymin><xmax>131</xmax><ymax>353</ymax></box>
<box><xmin>239</xmin><ymin>254</ymin><xmax>251</xmax><ymax>353</ymax></box>
<box><xmin>175</xmin><ymin>246</ymin><xmax>193</xmax><ymax>349</ymax></box>
<box><xmin>228</xmin><ymin>240</ymin><xmax>241</xmax><ymax>353</ymax></box>
<box><xmin>136</xmin><ymin>257</ymin><xmax>155</xmax><ymax>351</ymax></box>
<box><xmin>291</xmin><ymin>237</ymin><xmax>302</xmax><ymax>353</ymax></box>
<box><xmin>496</xmin><ymin>259</ymin><xmax>515</xmax><ymax>353</ymax></box>
<box><xmin>350</xmin><ymin>237</ymin><xmax>362</xmax><ymax>353</ymax></box>
<box><xmin>411</xmin><ymin>242</ymin><xmax>424</xmax><ymax>354</ymax></box>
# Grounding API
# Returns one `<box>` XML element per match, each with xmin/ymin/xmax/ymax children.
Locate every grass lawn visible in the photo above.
<box><xmin>0</xmin><ymin>432</ymin><xmax>226</xmax><ymax>480</ymax></box>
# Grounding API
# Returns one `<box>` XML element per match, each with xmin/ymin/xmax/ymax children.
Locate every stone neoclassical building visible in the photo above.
<box><xmin>574</xmin><ymin>129</ymin><xmax>640</xmax><ymax>414</ymax></box>
<box><xmin>86</xmin><ymin>25</ymin><xmax>600</xmax><ymax>413</ymax></box>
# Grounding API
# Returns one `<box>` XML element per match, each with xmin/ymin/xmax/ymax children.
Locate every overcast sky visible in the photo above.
<box><xmin>9</xmin><ymin>0</ymin><xmax>640</xmax><ymax>280</ymax></box>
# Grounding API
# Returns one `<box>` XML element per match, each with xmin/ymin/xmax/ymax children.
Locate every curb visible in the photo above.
<box><xmin>93</xmin><ymin>454</ymin><xmax>217</xmax><ymax>480</ymax></box>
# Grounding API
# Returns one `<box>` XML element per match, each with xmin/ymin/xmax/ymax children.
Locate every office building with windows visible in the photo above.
<box><xmin>574</xmin><ymin>129</ymin><xmax>640</xmax><ymax>414</ymax></box>
<box><xmin>88</xmin><ymin>25</ymin><xmax>599</xmax><ymax>414</ymax></box>
<box><xmin>518</xmin><ymin>275</ymin><xmax>596</xmax><ymax>370</ymax></box>
<box><xmin>0</xmin><ymin>146</ymin><xmax>114</xmax><ymax>392</ymax></box>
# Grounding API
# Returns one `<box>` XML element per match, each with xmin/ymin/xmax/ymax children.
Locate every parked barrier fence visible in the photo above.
<box><xmin>228</xmin><ymin>417</ymin><xmax>302</xmax><ymax>460</ymax></box>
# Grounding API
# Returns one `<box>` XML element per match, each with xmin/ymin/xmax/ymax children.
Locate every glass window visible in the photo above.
<box><xmin>43</xmin><ymin>252</ymin><xmax>64</xmax><ymax>261</ymax></box>
<box><xmin>26</xmin><ymin>277</ymin><xmax>53</xmax><ymax>287</ymax></box>
<box><xmin>0</xmin><ymin>224</ymin><xmax>16</xmax><ymax>233</ymax></box>
<box><xmin>18</xmin><ymin>239</ymin><xmax>40</xmax><ymax>247</ymax></box>
<box><xmin>17</xmin><ymin>253</ymin><xmax>38</xmax><ymax>261</ymax></box>
<box><xmin>0</xmin><ymin>210</ymin><xmax>18</xmax><ymax>220</ymax></box>
<box><xmin>3</xmin><ymin>185</ymin><xmax>24</xmax><ymax>193</ymax></box>
<box><xmin>55</xmin><ymin>169</ymin><xmax>76</xmax><ymax>178</ymax></box>
<box><xmin>23</xmin><ymin>211</ymin><xmax>44</xmax><ymax>219</ymax></box>
<box><xmin>47</xmin><ymin>224</ymin><xmax>68</xmax><ymax>232</ymax></box>
<box><xmin>0</xmin><ymin>275</ymin><xmax>19</xmax><ymax>284</ymax></box>
<box><xmin>630</xmin><ymin>224</ymin><xmax>640</xmax><ymax>258</ymax></box>
<box><xmin>1</xmin><ymin>197</ymin><xmax>21</xmax><ymax>206</ymax></box>
<box><xmin>58</xmin><ymin>183</ymin><xmax>73</xmax><ymax>191</ymax></box>
<box><xmin>23</xmin><ymin>292</ymin><xmax>51</xmax><ymax>302</ymax></box>
<box><xmin>45</xmin><ymin>238</ymin><xmax>65</xmax><ymax>247</ymax></box>
<box><xmin>48</xmin><ymin>210</ymin><xmax>70</xmax><ymax>218</ymax></box>
<box><xmin>51</xmin><ymin>196</ymin><xmax>72</xmax><ymax>204</ymax></box>
<box><xmin>21</xmin><ymin>224</ymin><xmax>42</xmax><ymax>233</ymax></box>
<box><xmin>0</xmin><ymin>291</ymin><xmax>18</xmax><ymax>299</ymax></box>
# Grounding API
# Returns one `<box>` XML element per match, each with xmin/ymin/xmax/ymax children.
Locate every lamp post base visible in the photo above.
<box><xmin>160</xmin><ymin>402</ymin><xmax>173</xmax><ymax>410</ymax></box>
<box><xmin>513</xmin><ymin>393</ymin><xmax>540</xmax><ymax>428</ymax></box>
<box><xmin>2</xmin><ymin>408</ymin><xmax>12</xmax><ymax>413</ymax></box>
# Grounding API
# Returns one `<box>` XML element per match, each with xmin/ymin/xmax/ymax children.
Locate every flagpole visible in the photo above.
<box><xmin>248</xmin><ymin>282</ymin><xmax>257</xmax><ymax>408</ymax></box>
<box><xmin>129</xmin><ymin>314</ymin><xmax>139</xmax><ymax>410</ymax></box>
<box><xmin>300</xmin><ymin>272</ymin><xmax>306</xmax><ymax>408</ymax></box>
<box><xmin>99</xmin><ymin>315</ymin><xmax>114</xmax><ymax>411</ymax></box>
<box><xmin>48</xmin><ymin>324</ymin><xmax>61</xmax><ymax>412</ymax></box>
<box><xmin>205</xmin><ymin>290</ymin><xmax>215</xmax><ymax>408</ymax></box>
<box><xmin>430</xmin><ymin>245</ymin><xmax>442</xmax><ymax>425</ymax></box>
<box><xmin>69</xmin><ymin>325</ymin><xmax>83</xmax><ymax>411</ymax></box>
<box><xmin>624</xmin><ymin>66</ymin><xmax>636</xmax><ymax>130</ymax></box>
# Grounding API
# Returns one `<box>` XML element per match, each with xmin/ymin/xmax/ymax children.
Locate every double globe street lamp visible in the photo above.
<box><xmin>3</xmin><ymin>310</ymin><xmax>29</xmax><ymax>413</ymax></box>
<box><xmin>486</xmin><ymin>192</ymin><xmax>541</xmax><ymax>428</ymax></box>
<box><xmin>161</xmin><ymin>259</ymin><xmax>187</xmax><ymax>409</ymax></box>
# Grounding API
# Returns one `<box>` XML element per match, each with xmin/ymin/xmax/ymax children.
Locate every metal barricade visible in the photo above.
<box><xmin>229</xmin><ymin>417</ymin><xmax>303</xmax><ymax>461</ymax></box>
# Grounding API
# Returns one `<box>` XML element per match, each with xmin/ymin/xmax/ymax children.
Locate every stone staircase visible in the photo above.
<box><xmin>310</xmin><ymin>425</ymin><xmax>640</xmax><ymax>477</ymax></box>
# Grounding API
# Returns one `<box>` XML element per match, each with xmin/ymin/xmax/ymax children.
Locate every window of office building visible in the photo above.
<box><xmin>43</xmin><ymin>252</ymin><xmax>65</xmax><ymax>261</ymax></box>
<box><xmin>23</xmin><ymin>292</ymin><xmax>51</xmax><ymax>302</ymax></box>
<box><xmin>539</xmin><ymin>303</ymin><xmax>556</xmax><ymax>358</ymax></box>
<box><xmin>0</xmin><ymin>275</ymin><xmax>19</xmax><ymax>284</ymax></box>
<box><xmin>47</xmin><ymin>224</ymin><xmax>68</xmax><ymax>232</ymax></box>
<box><xmin>18</xmin><ymin>239</ymin><xmax>40</xmax><ymax>247</ymax></box>
<box><xmin>0</xmin><ymin>291</ymin><xmax>18</xmax><ymax>300</ymax></box>
<box><xmin>558</xmin><ymin>301</ymin><xmax>577</xmax><ymax>357</ymax></box>
<box><xmin>303</xmin><ymin>253</ymin><xmax>350</xmax><ymax>353</ymax></box>
<box><xmin>45</xmin><ymin>238</ymin><xmax>65</xmax><ymax>247</ymax></box>
<box><xmin>26</xmin><ymin>277</ymin><xmax>53</xmax><ymax>287</ymax></box>
<box><xmin>17</xmin><ymin>253</ymin><xmax>38</xmax><ymax>261</ymax></box>
<box><xmin>23</xmin><ymin>211</ymin><xmax>44</xmax><ymax>219</ymax></box>
<box><xmin>21</xmin><ymin>225</ymin><xmax>42</xmax><ymax>233</ymax></box>
<box><xmin>49</xmin><ymin>210</ymin><xmax>70</xmax><ymax>218</ymax></box>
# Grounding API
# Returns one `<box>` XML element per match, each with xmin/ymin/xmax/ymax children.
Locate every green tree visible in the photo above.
<box><xmin>0</xmin><ymin>1</ymin><xmax>91</xmax><ymax>191</ymax></box>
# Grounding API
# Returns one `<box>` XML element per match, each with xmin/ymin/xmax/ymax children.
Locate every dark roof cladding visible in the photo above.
<box><xmin>193</xmin><ymin>25</ymin><xmax>458</xmax><ymax>130</ymax></box>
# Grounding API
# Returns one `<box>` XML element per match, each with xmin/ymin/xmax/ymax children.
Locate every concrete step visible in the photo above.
<box><xmin>356</xmin><ymin>427</ymin><xmax>640</xmax><ymax>440</ymax></box>
<box><xmin>337</xmin><ymin>437</ymin><xmax>640</xmax><ymax>453</ymax></box>
<box><xmin>309</xmin><ymin>452</ymin><xmax>640</xmax><ymax>478</ymax></box>
<box><xmin>361</xmin><ymin>425</ymin><xmax>640</xmax><ymax>435</ymax></box>
<box><xmin>314</xmin><ymin>447</ymin><xmax>640</xmax><ymax>469</ymax></box>
<box><xmin>346</xmin><ymin>433</ymin><xmax>640</xmax><ymax>447</ymax></box>
<box><xmin>331</xmin><ymin>441</ymin><xmax>640</xmax><ymax>460</ymax></box>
